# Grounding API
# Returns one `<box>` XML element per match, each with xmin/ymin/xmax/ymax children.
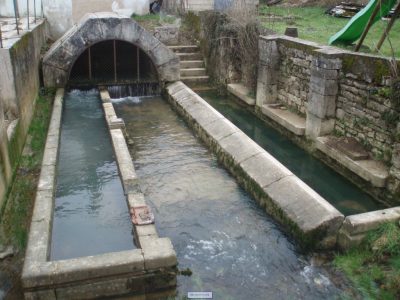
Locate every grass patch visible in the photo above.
<box><xmin>0</xmin><ymin>88</ymin><xmax>54</xmax><ymax>250</ymax></box>
<box><xmin>259</xmin><ymin>5</ymin><xmax>400</xmax><ymax>58</ymax></box>
<box><xmin>334</xmin><ymin>222</ymin><xmax>400</xmax><ymax>299</ymax></box>
<box><xmin>131</xmin><ymin>13</ymin><xmax>176</xmax><ymax>30</ymax></box>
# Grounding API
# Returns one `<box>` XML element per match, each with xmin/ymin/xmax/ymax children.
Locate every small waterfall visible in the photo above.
<box><xmin>107</xmin><ymin>83</ymin><xmax>160</xmax><ymax>98</ymax></box>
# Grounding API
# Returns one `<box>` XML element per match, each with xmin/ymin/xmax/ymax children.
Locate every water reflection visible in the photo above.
<box><xmin>201</xmin><ymin>91</ymin><xmax>384</xmax><ymax>216</ymax></box>
<box><xmin>50</xmin><ymin>89</ymin><xmax>134</xmax><ymax>261</ymax></box>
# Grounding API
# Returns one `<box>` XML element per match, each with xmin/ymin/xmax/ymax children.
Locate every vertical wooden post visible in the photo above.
<box><xmin>113</xmin><ymin>40</ymin><xmax>117</xmax><ymax>82</ymax></box>
<box><xmin>376</xmin><ymin>3</ymin><xmax>400</xmax><ymax>50</ymax></box>
<box><xmin>88</xmin><ymin>47</ymin><xmax>92</xmax><ymax>81</ymax></box>
<box><xmin>355</xmin><ymin>0</ymin><xmax>383</xmax><ymax>52</ymax></box>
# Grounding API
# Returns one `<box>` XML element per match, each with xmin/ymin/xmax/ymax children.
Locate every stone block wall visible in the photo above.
<box><xmin>257</xmin><ymin>34</ymin><xmax>400</xmax><ymax>201</ymax></box>
<box><xmin>276</xmin><ymin>41</ymin><xmax>314</xmax><ymax>115</ymax></box>
<box><xmin>335</xmin><ymin>54</ymin><xmax>396</xmax><ymax>161</ymax></box>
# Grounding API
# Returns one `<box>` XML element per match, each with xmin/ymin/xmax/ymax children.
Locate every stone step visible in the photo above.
<box><xmin>190</xmin><ymin>85</ymin><xmax>216</xmax><ymax>93</ymax></box>
<box><xmin>168</xmin><ymin>45</ymin><xmax>199</xmax><ymax>53</ymax></box>
<box><xmin>261</xmin><ymin>104</ymin><xmax>306</xmax><ymax>136</ymax></box>
<box><xmin>180</xmin><ymin>68</ymin><xmax>207</xmax><ymax>77</ymax></box>
<box><xmin>180</xmin><ymin>60</ymin><xmax>204</xmax><ymax>69</ymax></box>
<box><xmin>316</xmin><ymin>136</ymin><xmax>389</xmax><ymax>187</ymax></box>
<box><xmin>227</xmin><ymin>83</ymin><xmax>255</xmax><ymax>106</ymax></box>
<box><xmin>176</xmin><ymin>52</ymin><xmax>203</xmax><ymax>61</ymax></box>
<box><xmin>181</xmin><ymin>76</ymin><xmax>210</xmax><ymax>85</ymax></box>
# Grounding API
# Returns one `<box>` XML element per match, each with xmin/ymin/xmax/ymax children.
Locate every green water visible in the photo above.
<box><xmin>200</xmin><ymin>91</ymin><xmax>384</xmax><ymax>216</ymax></box>
<box><xmin>50</xmin><ymin>89</ymin><xmax>134</xmax><ymax>260</ymax></box>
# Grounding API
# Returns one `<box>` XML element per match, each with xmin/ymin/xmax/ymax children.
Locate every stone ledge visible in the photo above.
<box><xmin>227</xmin><ymin>83</ymin><xmax>256</xmax><ymax>106</ymax></box>
<box><xmin>140</xmin><ymin>238</ymin><xmax>177</xmax><ymax>270</ymax></box>
<box><xmin>166</xmin><ymin>81</ymin><xmax>344</xmax><ymax>249</ymax></box>
<box><xmin>338</xmin><ymin>207</ymin><xmax>400</xmax><ymax>249</ymax></box>
<box><xmin>109</xmin><ymin>129</ymin><xmax>139</xmax><ymax>194</ymax></box>
<box><xmin>23</xmin><ymin>88</ymin><xmax>177</xmax><ymax>298</ymax></box>
<box><xmin>264</xmin><ymin>175</ymin><xmax>344</xmax><ymax>233</ymax></box>
<box><xmin>261</xmin><ymin>104</ymin><xmax>306</xmax><ymax>136</ymax></box>
<box><xmin>22</xmin><ymin>249</ymin><xmax>145</xmax><ymax>288</ymax></box>
<box><xmin>316</xmin><ymin>136</ymin><xmax>389</xmax><ymax>187</ymax></box>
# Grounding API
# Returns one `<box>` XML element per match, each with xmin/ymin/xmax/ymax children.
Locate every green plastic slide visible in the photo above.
<box><xmin>329</xmin><ymin>0</ymin><xmax>397</xmax><ymax>45</ymax></box>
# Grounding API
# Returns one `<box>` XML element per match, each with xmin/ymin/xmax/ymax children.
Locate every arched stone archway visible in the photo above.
<box><xmin>42</xmin><ymin>12</ymin><xmax>180</xmax><ymax>87</ymax></box>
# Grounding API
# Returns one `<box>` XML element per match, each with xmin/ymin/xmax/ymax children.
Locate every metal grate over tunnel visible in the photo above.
<box><xmin>69</xmin><ymin>40</ymin><xmax>159</xmax><ymax>86</ymax></box>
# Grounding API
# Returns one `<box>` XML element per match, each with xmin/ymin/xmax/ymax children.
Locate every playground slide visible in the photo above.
<box><xmin>329</xmin><ymin>0</ymin><xmax>397</xmax><ymax>45</ymax></box>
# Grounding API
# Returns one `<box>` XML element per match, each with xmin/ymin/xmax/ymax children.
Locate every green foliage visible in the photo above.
<box><xmin>353</xmin><ymin>117</ymin><xmax>370</xmax><ymax>129</ymax></box>
<box><xmin>0</xmin><ymin>89</ymin><xmax>54</xmax><ymax>250</ymax></box>
<box><xmin>361</xmin><ymin>138</ymin><xmax>373</xmax><ymax>151</ymax></box>
<box><xmin>259</xmin><ymin>5</ymin><xmax>400</xmax><ymax>58</ymax></box>
<box><xmin>364</xmin><ymin>222</ymin><xmax>400</xmax><ymax>258</ymax></box>
<box><xmin>382</xmin><ymin>109</ymin><xmax>400</xmax><ymax>125</ymax></box>
<box><xmin>334</xmin><ymin>222</ymin><xmax>400</xmax><ymax>300</ymax></box>
<box><xmin>333</xmin><ymin>128</ymin><xmax>345</xmax><ymax>137</ymax></box>
<box><xmin>131</xmin><ymin>13</ymin><xmax>176</xmax><ymax>30</ymax></box>
<box><xmin>378</xmin><ymin>87</ymin><xmax>392</xmax><ymax>98</ymax></box>
<box><xmin>182</xmin><ymin>11</ymin><xmax>201</xmax><ymax>37</ymax></box>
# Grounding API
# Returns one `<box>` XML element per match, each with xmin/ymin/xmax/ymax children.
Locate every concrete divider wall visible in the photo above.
<box><xmin>22</xmin><ymin>89</ymin><xmax>177</xmax><ymax>299</ymax></box>
<box><xmin>0</xmin><ymin>20</ymin><xmax>47</xmax><ymax>208</ymax></box>
<box><xmin>166</xmin><ymin>81</ymin><xmax>344</xmax><ymax>249</ymax></box>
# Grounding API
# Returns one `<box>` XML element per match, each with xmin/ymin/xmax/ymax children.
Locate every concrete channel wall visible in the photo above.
<box><xmin>22</xmin><ymin>89</ymin><xmax>177</xmax><ymax>299</ymax></box>
<box><xmin>0</xmin><ymin>20</ymin><xmax>47</xmax><ymax>209</ymax></box>
<box><xmin>166</xmin><ymin>81</ymin><xmax>345</xmax><ymax>249</ymax></box>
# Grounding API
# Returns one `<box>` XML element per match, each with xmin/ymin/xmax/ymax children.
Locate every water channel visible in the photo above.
<box><xmin>50</xmin><ymin>89</ymin><xmax>134</xmax><ymax>261</ymax></box>
<box><xmin>200</xmin><ymin>91</ymin><xmax>384</xmax><ymax>216</ymax></box>
<box><xmin>113</xmin><ymin>95</ymin><xmax>345</xmax><ymax>299</ymax></box>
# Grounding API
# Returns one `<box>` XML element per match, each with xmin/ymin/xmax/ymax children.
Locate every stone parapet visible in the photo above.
<box><xmin>256</xmin><ymin>34</ymin><xmax>400</xmax><ymax>203</ymax></box>
<box><xmin>22</xmin><ymin>89</ymin><xmax>177</xmax><ymax>299</ymax></box>
<box><xmin>166</xmin><ymin>81</ymin><xmax>344</xmax><ymax>250</ymax></box>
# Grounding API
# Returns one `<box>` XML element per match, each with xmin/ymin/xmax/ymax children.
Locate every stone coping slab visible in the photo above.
<box><xmin>227</xmin><ymin>83</ymin><xmax>256</xmax><ymax>106</ymax></box>
<box><xmin>166</xmin><ymin>81</ymin><xmax>344</xmax><ymax>249</ymax></box>
<box><xmin>316</xmin><ymin>136</ymin><xmax>389</xmax><ymax>187</ymax></box>
<box><xmin>338</xmin><ymin>207</ymin><xmax>400</xmax><ymax>249</ymax></box>
<box><xmin>22</xmin><ymin>89</ymin><xmax>177</xmax><ymax>298</ymax></box>
<box><xmin>261</xmin><ymin>104</ymin><xmax>306</xmax><ymax>136</ymax></box>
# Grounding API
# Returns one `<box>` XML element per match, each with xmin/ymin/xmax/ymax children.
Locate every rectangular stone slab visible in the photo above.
<box><xmin>264</xmin><ymin>176</ymin><xmax>344</xmax><ymax>233</ymax></box>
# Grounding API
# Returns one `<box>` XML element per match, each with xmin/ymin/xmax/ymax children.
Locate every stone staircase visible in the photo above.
<box><xmin>168</xmin><ymin>45</ymin><xmax>209</xmax><ymax>87</ymax></box>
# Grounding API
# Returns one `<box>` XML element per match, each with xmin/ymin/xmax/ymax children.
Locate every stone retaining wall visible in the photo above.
<box><xmin>257</xmin><ymin>34</ymin><xmax>400</xmax><ymax>203</ymax></box>
<box><xmin>276</xmin><ymin>41</ymin><xmax>314</xmax><ymax>115</ymax></box>
<box><xmin>0</xmin><ymin>20</ymin><xmax>47</xmax><ymax>208</ymax></box>
<box><xmin>336</xmin><ymin>54</ymin><xmax>396</xmax><ymax>162</ymax></box>
<box><xmin>22</xmin><ymin>89</ymin><xmax>177</xmax><ymax>299</ymax></box>
<box><xmin>166</xmin><ymin>81</ymin><xmax>344</xmax><ymax>250</ymax></box>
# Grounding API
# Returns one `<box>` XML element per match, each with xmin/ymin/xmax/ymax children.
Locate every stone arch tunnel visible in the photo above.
<box><xmin>42</xmin><ymin>12</ymin><xmax>180</xmax><ymax>87</ymax></box>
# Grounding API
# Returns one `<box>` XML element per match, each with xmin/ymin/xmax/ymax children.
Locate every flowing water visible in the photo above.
<box><xmin>113</xmin><ymin>95</ymin><xmax>346</xmax><ymax>300</ymax></box>
<box><xmin>50</xmin><ymin>89</ymin><xmax>134</xmax><ymax>260</ymax></box>
<box><xmin>200</xmin><ymin>91</ymin><xmax>384</xmax><ymax>216</ymax></box>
